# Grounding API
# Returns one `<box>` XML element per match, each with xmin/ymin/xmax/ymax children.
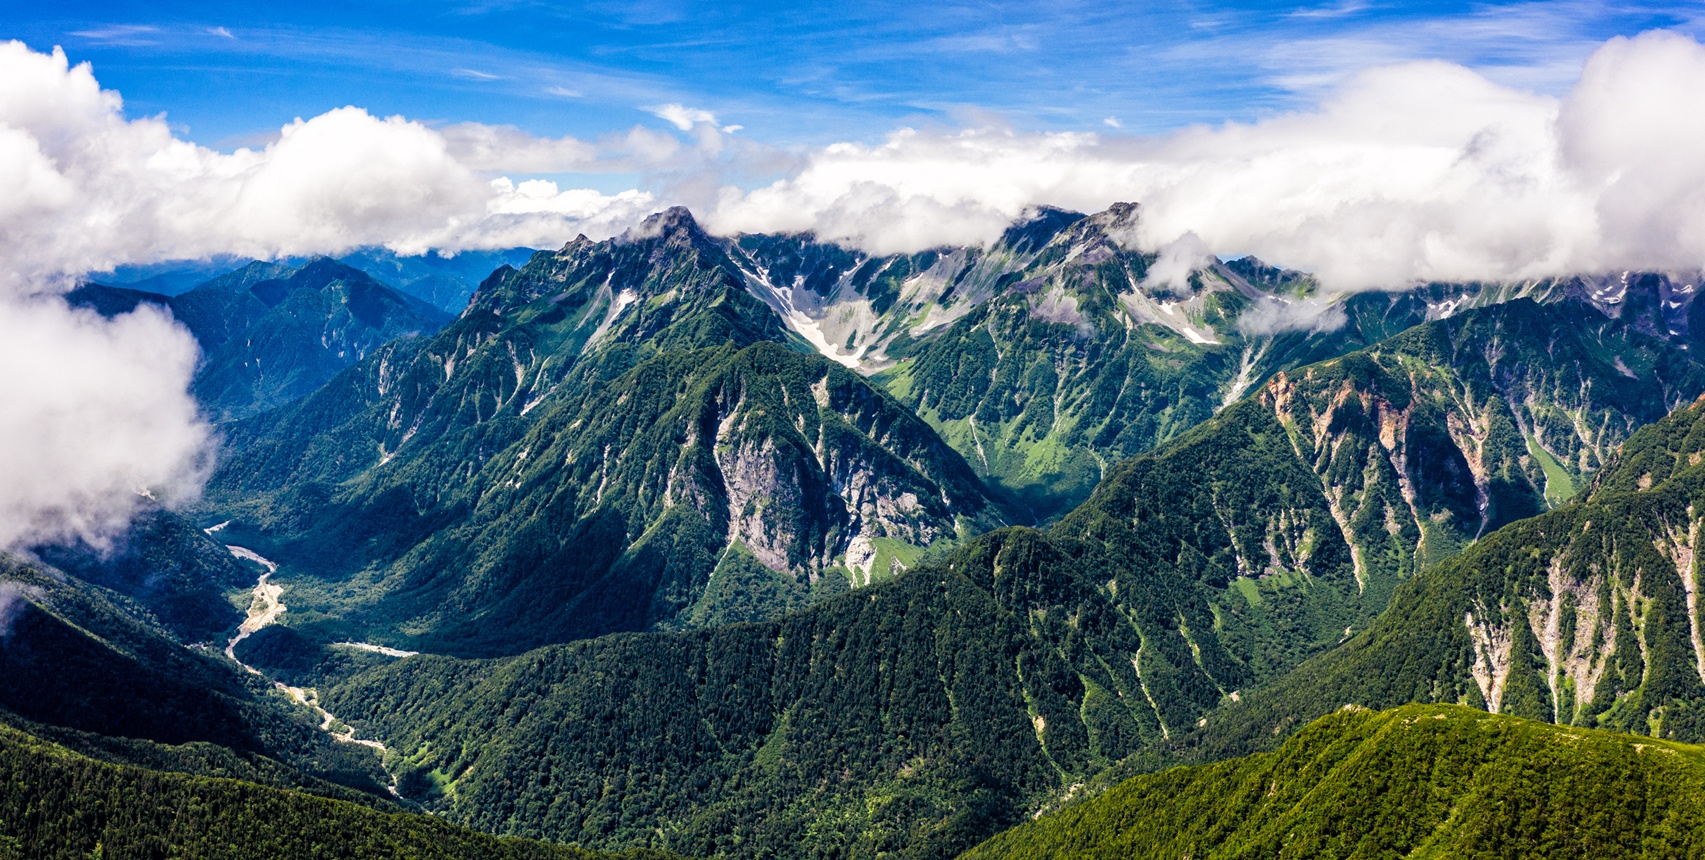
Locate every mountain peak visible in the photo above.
<box><xmin>997</xmin><ymin>205</ymin><xmax>1087</xmax><ymax>255</ymax></box>
<box><xmin>622</xmin><ymin>206</ymin><xmax>707</xmax><ymax>244</ymax></box>
<box><xmin>188</xmin><ymin>259</ymin><xmax>293</xmax><ymax>294</ymax></box>
<box><xmin>292</xmin><ymin>256</ymin><xmax>371</xmax><ymax>283</ymax></box>
<box><xmin>1090</xmin><ymin>200</ymin><xmax>1140</xmax><ymax>232</ymax></box>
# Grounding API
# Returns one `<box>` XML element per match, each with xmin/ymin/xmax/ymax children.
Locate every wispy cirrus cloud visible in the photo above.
<box><xmin>1287</xmin><ymin>0</ymin><xmax>1373</xmax><ymax>21</ymax></box>
<box><xmin>67</xmin><ymin>24</ymin><xmax>160</xmax><ymax>46</ymax></box>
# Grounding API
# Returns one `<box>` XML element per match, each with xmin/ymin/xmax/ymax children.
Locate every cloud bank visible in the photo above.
<box><xmin>706</xmin><ymin>30</ymin><xmax>1705</xmax><ymax>288</ymax></box>
<box><xmin>0</xmin><ymin>41</ymin><xmax>685</xmax><ymax>289</ymax></box>
<box><xmin>9</xmin><ymin>31</ymin><xmax>1705</xmax><ymax>290</ymax></box>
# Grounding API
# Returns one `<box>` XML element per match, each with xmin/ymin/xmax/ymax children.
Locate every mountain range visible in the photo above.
<box><xmin>11</xmin><ymin>201</ymin><xmax>1705</xmax><ymax>858</ymax></box>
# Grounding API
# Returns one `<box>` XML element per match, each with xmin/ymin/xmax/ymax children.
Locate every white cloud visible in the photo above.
<box><xmin>68</xmin><ymin>25</ymin><xmax>159</xmax><ymax>46</ymax></box>
<box><xmin>1287</xmin><ymin>1</ymin><xmax>1371</xmax><ymax>20</ymax></box>
<box><xmin>705</xmin><ymin>30</ymin><xmax>1705</xmax><ymax>289</ymax></box>
<box><xmin>473</xmin><ymin>179</ymin><xmax>659</xmax><ymax>249</ymax></box>
<box><xmin>1141</xmin><ymin>233</ymin><xmax>1213</xmax><ymax>296</ymax></box>
<box><xmin>649</xmin><ymin>103</ymin><xmax>719</xmax><ymax>131</ymax></box>
<box><xmin>0</xmin><ymin>298</ymin><xmax>210</xmax><ymax>551</ymax></box>
<box><xmin>1236</xmin><ymin>296</ymin><xmax>1347</xmax><ymax>336</ymax></box>
<box><xmin>0</xmin><ymin>41</ymin><xmax>669</xmax><ymax>286</ymax></box>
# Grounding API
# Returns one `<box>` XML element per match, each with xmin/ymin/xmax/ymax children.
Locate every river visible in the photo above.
<box><xmin>216</xmin><ymin>536</ymin><xmax>404</xmax><ymax>793</ymax></box>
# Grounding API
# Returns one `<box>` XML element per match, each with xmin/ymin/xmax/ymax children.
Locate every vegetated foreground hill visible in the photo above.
<box><xmin>0</xmin><ymin>721</ymin><xmax>678</xmax><ymax>860</ymax></box>
<box><xmin>1189</xmin><ymin>394</ymin><xmax>1705</xmax><ymax>764</ymax></box>
<box><xmin>203</xmin><ymin>208</ymin><xmax>1012</xmax><ymax>657</ymax></box>
<box><xmin>317</xmin><ymin>529</ymin><xmax>1138</xmax><ymax>860</ymax></box>
<box><xmin>960</xmin><ymin>703</ymin><xmax>1705</xmax><ymax>860</ymax></box>
<box><xmin>273</xmin><ymin>295</ymin><xmax>1705</xmax><ymax>860</ymax></box>
<box><xmin>70</xmin><ymin>258</ymin><xmax>453</xmax><ymax>421</ymax></box>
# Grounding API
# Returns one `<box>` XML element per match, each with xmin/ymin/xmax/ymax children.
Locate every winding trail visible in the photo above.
<box><xmin>214</xmin><ymin>533</ymin><xmax>406</xmax><ymax>794</ymax></box>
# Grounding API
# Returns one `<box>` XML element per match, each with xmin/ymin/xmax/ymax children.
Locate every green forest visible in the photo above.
<box><xmin>961</xmin><ymin>704</ymin><xmax>1705</xmax><ymax>860</ymax></box>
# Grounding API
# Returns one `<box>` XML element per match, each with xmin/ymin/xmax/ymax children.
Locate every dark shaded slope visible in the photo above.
<box><xmin>189</xmin><ymin>259</ymin><xmax>453</xmax><ymax>419</ymax></box>
<box><xmin>0</xmin><ymin>721</ymin><xmax>677</xmax><ymax>860</ymax></box>
<box><xmin>70</xmin><ymin>259</ymin><xmax>452</xmax><ymax>421</ymax></box>
<box><xmin>32</xmin><ymin>508</ymin><xmax>251</xmax><ymax>642</ymax></box>
<box><xmin>0</xmin><ymin>555</ymin><xmax>389</xmax><ymax>795</ymax></box>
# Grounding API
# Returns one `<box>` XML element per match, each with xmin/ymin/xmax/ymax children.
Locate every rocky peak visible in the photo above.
<box><xmin>1084</xmin><ymin>200</ymin><xmax>1141</xmax><ymax>236</ymax></box>
<box><xmin>621</xmin><ymin>205</ymin><xmax>711</xmax><ymax>248</ymax></box>
<box><xmin>996</xmin><ymin>205</ymin><xmax>1088</xmax><ymax>255</ymax></box>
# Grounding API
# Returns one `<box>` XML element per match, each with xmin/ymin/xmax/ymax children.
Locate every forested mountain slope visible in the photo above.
<box><xmin>1189</xmin><ymin>394</ymin><xmax>1705</xmax><ymax>764</ymax></box>
<box><xmin>281</xmin><ymin>293</ymin><xmax>1705</xmax><ymax>860</ymax></box>
<box><xmin>961</xmin><ymin>704</ymin><xmax>1705</xmax><ymax>860</ymax></box>
<box><xmin>70</xmin><ymin>258</ymin><xmax>453</xmax><ymax>420</ymax></box>
<box><xmin>201</xmin><ymin>208</ymin><xmax>1011</xmax><ymax>656</ymax></box>
<box><xmin>999</xmin><ymin>295</ymin><xmax>1705</xmax><ymax>727</ymax></box>
<box><xmin>0</xmin><ymin>550</ymin><xmax>390</xmax><ymax>796</ymax></box>
<box><xmin>0</xmin><ymin>721</ymin><xmax>677</xmax><ymax>860</ymax></box>
<box><xmin>93</xmin><ymin>247</ymin><xmax>537</xmax><ymax>312</ymax></box>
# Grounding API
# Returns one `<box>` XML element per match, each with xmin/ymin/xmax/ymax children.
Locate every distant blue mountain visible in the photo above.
<box><xmin>94</xmin><ymin>246</ymin><xmax>538</xmax><ymax>313</ymax></box>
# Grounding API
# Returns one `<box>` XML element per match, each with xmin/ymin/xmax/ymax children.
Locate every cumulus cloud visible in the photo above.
<box><xmin>0</xmin><ymin>299</ymin><xmax>210</xmax><ymax>551</ymax></box>
<box><xmin>649</xmin><ymin>103</ymin><xmax>719</xmax><ymax>131</ymax></box>
<box><xmin>12</xmin><ymin>31</ymin><xmax>1705</xmax><ymax>291</ymax></box>
<box><xmin>0</xmin><ymin>40</ymin><xmax>677</xmax><ymax>288</ymax></box>
<box><xmin>704</xmin><ymin>30</ymin><xmax>1705</xmax><ymax>289</ymax></box>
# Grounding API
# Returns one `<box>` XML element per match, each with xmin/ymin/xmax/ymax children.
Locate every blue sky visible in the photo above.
<box><xmin>7</xmin><ymin>1</ymin><xmax>1701</xmax><ymax>152</ymax></box>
